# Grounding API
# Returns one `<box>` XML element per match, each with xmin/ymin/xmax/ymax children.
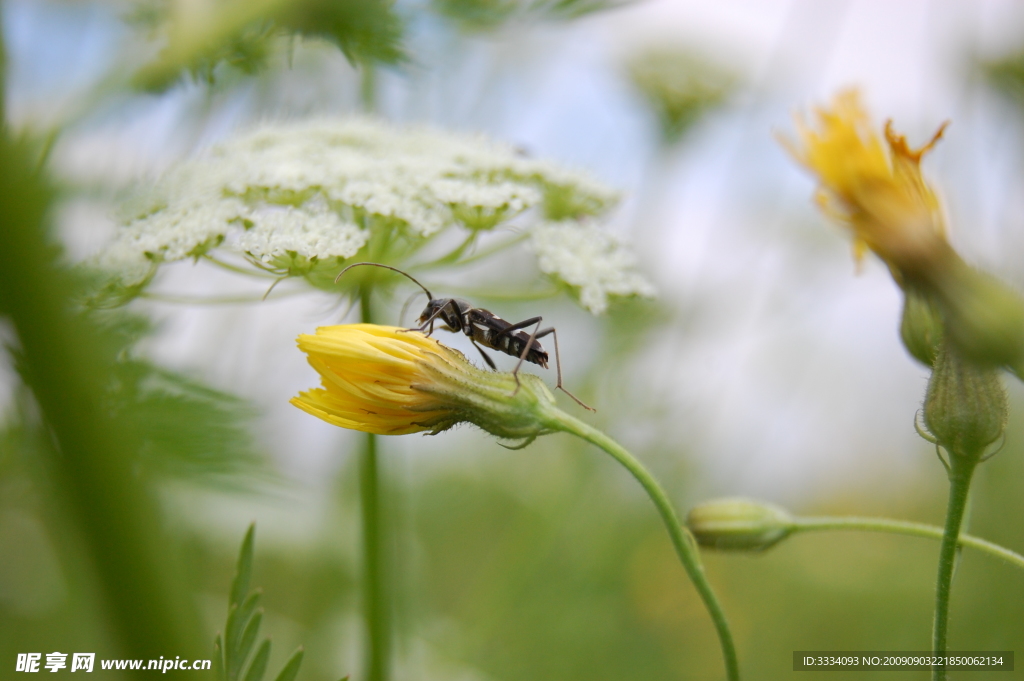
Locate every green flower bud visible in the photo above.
<box><xmin>934</xmin><ymin>262</ymin><xmax>1024</xmax><ymax>371</ymax></box>
<box><xmin>686</xmin><ymin>498</ymin><xmax>794</xmax><ymax>552</ymax></box>
<box><xmin>923</xmin><ymin>342</ymin><xmax>1007</xmax><ymax>461</ymax></box>
<box><xmin>900</xmin><ymin>288</ymin><xmax>944</xmax><ymax>367</ymax></box>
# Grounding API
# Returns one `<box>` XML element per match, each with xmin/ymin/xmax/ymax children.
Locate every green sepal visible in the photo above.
<box><xmin>900</xmin><ymin>288</ymin><xmax>943</xmax><ymax>367</ymax></box>
<box><xmin>923</xmin><ymin>341</ymin><xmax>1007</xmax><ymax>462</ymax></box>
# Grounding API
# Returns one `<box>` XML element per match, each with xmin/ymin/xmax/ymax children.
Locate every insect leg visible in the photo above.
<box><xmin>509</xmin><ymin>322</ymin><xmax>593</xmax><ymax>411</ymax></box>
<box><xmin>470</xmin><ymin>341</ymin><xmax>498</xmax><ymax>370</ymax></box>
<box><xmin>543</xmin><ymin>327</ymin><xmax>594</xmax><ymax>411</ymax></box>
<box><xmin>510</xmin><ymin>317</ymin><xmax>544</xmax><ymax>396</ymax></box>
<box><xmin>490</xmin><ymin>316</ymin><xmax>543</xmax><ymax>340</ymax></box>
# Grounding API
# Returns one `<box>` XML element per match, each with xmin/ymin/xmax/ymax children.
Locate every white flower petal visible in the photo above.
<box><xmin>531</xmin><ymin>221</ymin><xmax>656</xmax><ymax>315</ymax></box>
<box><xmin>96</xmin><ymin>118</ymin><xmax>617</xmax><ymax>284</ymax></box>
<box><xmin>234</xmin><ymin>206</ymin><xmax>368</xmax><ymax>261</ymax></box>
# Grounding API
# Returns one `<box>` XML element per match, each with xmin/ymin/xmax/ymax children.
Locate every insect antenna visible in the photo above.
<box><xmin>334</xmin><ymin>262</ymin><xmax>433</xmax><ymax>300</ymax></box>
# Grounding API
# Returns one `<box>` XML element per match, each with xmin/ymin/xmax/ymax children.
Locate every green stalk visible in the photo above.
<box><xmin>360</xmin><ymin>63</ymin><xmax>377</xmax><ymax>114</ymax></box>
<box><xmin>789</xmin><ymin>516</ymin><xmax>1024</xmax><ymax>570</ymax></box>
<box><xmin>360</xmin><ymin>289</ymin><xmax>390</xmax><ymax>681</ymax></box>
<box><xmin>202</xmin><ymin>255</ymin><xmax>280</xmax><ymax>279</ymax></box>
<box><xmin>541</xmin><ymin>408</ymin><xmax>740</xmax><ymax>681</ymax></box>
<box><xmin>932</xmin><ymin>458</ymin><xmax>977</xmax><ymax>681</ymax></box>
<box><xmin>0</xmin><ymin>127</ymin><xmax>202</xmax><ymax>668</ymax></box>
<box><xmin>141</xmin><ymin>291</ymin><xmax>304</xmax><ymax>305</ymax></box>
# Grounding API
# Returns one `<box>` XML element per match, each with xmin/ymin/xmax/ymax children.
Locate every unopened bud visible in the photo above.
<box><xmin>900</xmin><ymin>288</ymin><xmax>943</xmax><ymax>367</ymax></box>
<box><xmin>686</xmin><ymin>498</ymin><xmax>794</xmax><ymax>551</ymax></box>
<box><xmin>923</xmin><ymin>342</ymin><xmax>1007</xmax><ymax>462</ymax></box>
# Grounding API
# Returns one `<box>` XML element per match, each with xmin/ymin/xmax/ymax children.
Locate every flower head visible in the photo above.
<box><xmin>531</xmin><ymin>221</ymin><xmax>656</xmax><ymax>314</ymax></box>
<box><xmin>783</xmin><ymin>90</ymin><xmax>951</xmax><ymax>281</ymax></box>
<box><xmin>783</xmin><ymin>91</ymin><xmax>1024</xmax><ymax>372</ymax></box>
<box><xmin>291</xmin><ymin>324</ymin><xmax>558</xmax><ymax>440</ymax></box>
<box><xmin>95</xmin><ymin>118</ymin><xmax>617</xmax><ymax>292</ymax></box>
<box><xmin>626</xmin><ymin>46</ymin><xmax>736</xmax><ymax>145</ymax></box>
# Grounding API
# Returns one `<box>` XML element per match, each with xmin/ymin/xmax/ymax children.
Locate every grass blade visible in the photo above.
<box><xmin>272</xmin><ymin>648</ymin><xmax>304</xmax><ymax>681</ymax></box>
<box><xmin>231</xmin><ymin>524</ymin><xmax>256</xmax><ymax>608</ymax></box>
<box><xmin>243</xmin><ymin>640</ymin><xmax>271</xmax><ymax>681</ymax></box>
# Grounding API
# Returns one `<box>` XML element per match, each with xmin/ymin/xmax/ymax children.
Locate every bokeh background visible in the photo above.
<box><xmin>2</xmin><ymin>0</ymin><xmax>1024</xmax><ymax>679</ymax></box>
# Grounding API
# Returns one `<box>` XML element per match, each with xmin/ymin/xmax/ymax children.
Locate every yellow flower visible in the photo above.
<box><xmin>291</xmin><ymin>324</ymin><xmax>557</xmax><ymax>440</ymax></box>
<box><xmin>783</xmin><ymin>89</ymin><xmax>952</xmax><ymax>282</ymax></box>
<box><xmin>783</xmin><ymin>90</ymin><xmax>1024</xmax><ymax>374</ymax></box>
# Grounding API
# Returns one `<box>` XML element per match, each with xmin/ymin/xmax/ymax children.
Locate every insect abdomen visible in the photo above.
<box><xmin>505</xmin><ymin>334</ymin><xmax>548</xmax><ymax>368</ymax></box>
<box><xmin>472</xmin><ymin>315</ymin><xmax>548</xmax><ymax>368</ymax></box>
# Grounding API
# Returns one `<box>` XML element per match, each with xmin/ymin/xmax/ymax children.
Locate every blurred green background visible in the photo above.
<box><xmin>2</xmin><ymin>1</ymin><xmax>1024</xmax><ymax>680</ymax></box>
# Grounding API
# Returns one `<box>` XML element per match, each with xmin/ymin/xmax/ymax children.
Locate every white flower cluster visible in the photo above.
<box><xmin>234</xmin><ymin>202</ymin><xmax>368</xmax><ymax>265</ymax></box>
<box><xmin>531</xmin><ymin>221</ymin><xmax>656</xmax><ymax>314</ymax></box>
<box><xmin>98</xmin><ymin>118</ymin><xmax>618</xmax><ymax>285</ymax></box>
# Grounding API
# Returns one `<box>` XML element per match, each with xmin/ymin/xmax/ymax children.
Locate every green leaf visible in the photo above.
<box><xmin>232</xmin><ymin>610</ymin><xmax>264</xmax><ymax>681</ymax></box>
<box><xmin>132</xmin><ymin>0</ymin><xmax>404</xmax><ymax>90</ymax></box>
<box><xmin>432</xmin><ymin>0</ymin><xmax>625</xmax><ymax>31</ymax></box>
<box><xmin>189</xmin><ymin>22</ymin><xmax>277</xmax><ymax>85</ymax></box>
<box><xmin>213</xmin><ymin>634</ymin><xmax>225</xmax><ymax>681</ymax></box>
<box><xmin>272</xmin><ymin>649</ymin><xmax>304</xmax><ymax>681</ymax></box>
<box><xmin>114</xmin><ymin>362</ymin><xmax>267</xmax><ymax>487</ymax></box>
<box><xmin>231</xmin><ymin>524</ymin><xmax>256</xmax><ymax>608</ymax></box>
<box><xmin>278</xmin><ymin>0</ymin><xmax>405</xmax><ymax>66</ymax></box>
<box><xmin>243</xmin><ymin>639</ymin><xmax>272</xmax><ymax>681</ymax></box>
<box><xmin>225</xmin><ymin>591</ymin><xmax>262</xmax><ymax>679</ymax></box>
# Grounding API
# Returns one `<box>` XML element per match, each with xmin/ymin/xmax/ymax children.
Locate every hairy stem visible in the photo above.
<box><xmin>790</xmin><ymin>516</ymin><xmax>1024</xmax><ymax>570</ymax></box>
<box><xmin>542</xmin><ymin>408</ymin><xmax>740</xmax><ymax>681</ymax></box>
<box><xmin>932</xmin><ymin>458</ymin><xmax>976</xmax><ymax>681</ymax></box>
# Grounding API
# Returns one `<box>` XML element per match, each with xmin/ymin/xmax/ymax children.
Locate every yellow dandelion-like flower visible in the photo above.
<box><xmin>782</xmin><ymin>89</ymin><xmax>952</xmax><ymax>282</ymax></box>
<box><xmin>782</xmin><ymin>90</ymin><xmax>1024</xmax><ymax>374</ymax></box>
<box><xmin>291</xmin><ymin>324</ymin><xmax>557</xmax><ymax>441</ymax></box>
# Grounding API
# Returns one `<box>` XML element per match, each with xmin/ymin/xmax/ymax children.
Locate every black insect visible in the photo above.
<box><xmin>335</xmin><ymin>262</ymin><xmax>593</xmax><ymax>411</ymax></box>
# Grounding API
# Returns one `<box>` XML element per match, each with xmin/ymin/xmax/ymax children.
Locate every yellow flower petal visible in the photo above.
<box><xmin>782</xmin><ymin>89</ymin><xmax>951</xmax><ymax>281</ymax></box>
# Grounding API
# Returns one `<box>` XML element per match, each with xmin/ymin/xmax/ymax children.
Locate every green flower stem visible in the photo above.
<box><xmin>140</xmin><ymin>290</ymin><xmax>305</xmax><ymax>305</ymax></box>
<box><xmin>431</xmin><ymin>232</ymin><xmax>531</xmax><ymax>269</ymax></box>
<box><xmin>203</xmin><ymin>255</ymin><xmax>280</xmax><ymax>279</ymax></box>
<box><xmin>932</xmin><ymin>458</ymin><xmax>977</xmax><ymax>681</ymax></box>
<box><xmin>541</xmin><ymin>408</ymin><xmax>740</xmax><ymax>681</ymax></box>
<box><xmin>442</xmin><ymin>286</ymin><xmax>560</xmax><ymax>302</ymax></box>
<box><xmin>360</xmin><ymin>289</ymin><xmax>391</xmax><ymax>681</ymax></box>
<box><xmin>410</xmin><ymin>231</ymin><xmax>480</xmax><ymax>270</ymax></box>
<box><xmin>789</xmin><ymin>515</ymin><xmax>1024</xmax><ymax>570</ymax></box>
<box><xmin>360</xmin><ymin>62</ymin><xmax>377</xmax><ymax>114</ymax></box>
